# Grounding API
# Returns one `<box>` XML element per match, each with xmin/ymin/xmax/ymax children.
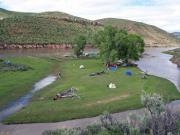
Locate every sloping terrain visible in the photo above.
<box><xmin>0</xmin><ymin>15</ymin><xmax>100</xmax><ymax>44</ymax></box>
<box><xmin>0</xmin><ymin>8</ymin><xmax>179</xmax><ymax>46</ymax></box>
<box><xmin>98</xmin><ymin>18</ymin><xmax>180</xmax><ymax>46</ymax></box>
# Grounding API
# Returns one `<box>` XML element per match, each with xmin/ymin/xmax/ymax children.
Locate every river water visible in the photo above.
<box><xmin>0</xmin><ymin>48</ymin><xmax>73</xmax><ymax>57</ymax></box>
<box><xmin>0</xmin><ymin>48</ymin><xmax>97</xmax><ymax>58</ymax></box>
<box><xmin>136</xmin><ymin>47</ymin><xmax>180</xmax><ymax>91</ymax></box>
<box><xmin>0</xmin><ymin>76</ymin><xmax>57</xmax><ymax>121</ymax></box>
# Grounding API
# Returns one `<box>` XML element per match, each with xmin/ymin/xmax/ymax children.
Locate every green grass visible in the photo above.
<box><xmin>4</xmin><ymin>59</ymin><xmax>180</xmax><ymax>124</ymax></box>
<box><xmin>0</xmin><ymin>56</ymin><xmax>55</xmax><ymax>109</ymax></box>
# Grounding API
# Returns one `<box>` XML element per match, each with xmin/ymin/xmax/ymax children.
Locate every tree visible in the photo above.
<box><xmin>121</xmin><ymin>34</ymin><xmax>144</xmax><ymax>63</ymax></box>
<box><xmin>94</xmin><ymin>26</ymin><xmax>118</xmax><ymax>64</ymax></box>
<box><xmin>94</xmin><ymin>26</ymin><xmax>145</xmax><ymax>64</ymax></box>
<box><xmin>74</xmin><ymin>35</ymin><xmax>86</xmax><ymax>57</ymax></box>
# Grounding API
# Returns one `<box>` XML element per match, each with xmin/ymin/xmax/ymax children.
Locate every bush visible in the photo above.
<box><xmin>0</xmin><ymin>58</ymin><xmax>4</xmax><ymax>62</ymax></box>
<box><xmin>0</xmin><ymin>60</ymin><xmax>32</xmax><ymax>72</ymax></box>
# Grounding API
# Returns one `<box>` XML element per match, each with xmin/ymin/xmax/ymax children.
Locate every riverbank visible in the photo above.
<box><xmin>0</xmin><ymin>44</ymin><xmax>72</xmax><ymax>49</ymax></box>
<box><xmin>0</xmin><ymin>44</ymin><xmax>97</xmax><ymax>49</ymax></box>
<box><xmin>166</xmin><ymin>48</ymin><xmax>180</xmax><ymax>67</ymax></box>
<box><xmin>3</xmin><ymin>58</ymin><xmax>179</xmax><ymax>124</ymax></box>
<box><xmin>0</xmin><ymin>44</ymin><xmax>178</xmax><ymax>49</ymax></box>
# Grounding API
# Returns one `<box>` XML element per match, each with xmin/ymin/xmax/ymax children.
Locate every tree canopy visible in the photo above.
<box><xmin>74</xmin><ymin>35</ymin><xmax>86</xmax><ymax>57</ymax></box>
<box><xmin>94</xmin><ymin>26</ymin><xmax>145</xmax><ymax>64</ymax></box>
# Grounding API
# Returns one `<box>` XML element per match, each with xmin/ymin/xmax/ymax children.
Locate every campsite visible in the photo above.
<box><xmin>1</xmin><ymin>2</ymin><xmax>180</xmax><ymax>134</ymax></box>
<box><xmin>1</xmin><ymin>57</ymin><xmax>179</xmax><ymax>124</ymax></box>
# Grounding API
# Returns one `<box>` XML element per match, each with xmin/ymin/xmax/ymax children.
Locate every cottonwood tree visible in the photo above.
<box><xmin>94</xmin><ymin>26</ymin><xmax>145</xmax><ymax>64</ymax></box>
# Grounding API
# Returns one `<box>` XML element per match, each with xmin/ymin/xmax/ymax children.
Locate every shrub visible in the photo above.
<box><xmin>43</xmin><ymin>92</ymin><xmax>180</xmax><ymax>135</ymax></box>
<box><xmin>0</xmin><ymin>60</ymin><xmax>32</xmax><ymax>72</ymax></box>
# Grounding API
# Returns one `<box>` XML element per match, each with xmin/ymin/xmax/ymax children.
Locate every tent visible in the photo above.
<box><xmin>109</xmin><ymin>65</ymin><xmax>117</xmax><ymax>71</ymax></box>
<box><xmin>108</xmin><ymin>83</ymin><xmax>116</xmax><ymax>88</ymax></box>
<box><xmin>125</xmin><ymin>70</ymin><xmax>133</xmax><ymax>76</ymax></box>
<box><xmin>79</xmin><ymin>65</ymin><xmax>85</xmax><ymax>69</ymax></box>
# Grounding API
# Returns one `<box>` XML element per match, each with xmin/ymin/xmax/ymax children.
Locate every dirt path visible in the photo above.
<box><xmin>0</xmin><ymin>109</ymin><xmax>145</xmax><ymax>135</ymax></box>
<box><xmin>1</xmin><ymin>101</ymin><xmax>180</xmax><ymax>135</ymax></box>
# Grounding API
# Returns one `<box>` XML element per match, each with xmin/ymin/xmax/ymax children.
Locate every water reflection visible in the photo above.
<box><xmin>0</xmin><ymin>48</ymin><xmax>73</xmax><ymax>57</ymax></box>
<box><xmin>0</xmin><ymin>48</ymin><xmax>97</xmax><ymax>58</ymax></box>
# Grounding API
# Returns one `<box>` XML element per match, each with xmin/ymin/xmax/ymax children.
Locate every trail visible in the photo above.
<box><xmin>0</xmin><ymin>109</ymin><xmax>144</xmax><ymax>135</ymax></box>
<box><xmin>1</xmin><ymin>100</ymin><xmax>180</xmax><ymax>135</ymax></box>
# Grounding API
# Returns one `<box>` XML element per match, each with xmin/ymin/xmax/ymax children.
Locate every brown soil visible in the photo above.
<box><xmin>85</xmin><ymin>94</ymin><xmax>129</xmax><ymax>107</ymax></box>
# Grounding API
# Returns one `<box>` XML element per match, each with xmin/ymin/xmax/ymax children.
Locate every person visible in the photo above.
<box><xmin>53</xmin><ymin>93</ymin><xmax>62</xmax><ymax>100</ymax></box>
<box><xmin>56</xmin><ymin>93</ymin><xmax>61</xmax><ymax>97</ymax></box>
<box><xmin>58</xmin><ymin>72</ymin><xmax>62</xmax><ymax>78</ymax></box>
<box><xmin>53</xmin><ymin>95</ymin><xmax>58</xmax><ymax>100</ymax></box>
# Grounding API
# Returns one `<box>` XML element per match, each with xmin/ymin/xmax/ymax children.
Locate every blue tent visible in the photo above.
<box><xmin>125</xmin><ymin>70</ymin><xmax>133</xmax><ymax>76</ymax></box>
<box><xmin>109</xmin><ymin>66</ymin><xmax>117</xmax><ymax>71</ymax></box>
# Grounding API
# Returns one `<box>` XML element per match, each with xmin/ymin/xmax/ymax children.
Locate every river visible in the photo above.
<box><xmin>0</xmin><ymin>48</ymin><xmax>97</xmax><ymax>58</ymax></box>
<box><xmin>136</xmin><ymin>47</ymin><xmax>180</xmax><ymax>91</ymax></box>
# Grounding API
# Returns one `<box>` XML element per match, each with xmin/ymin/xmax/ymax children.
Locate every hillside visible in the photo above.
<box><xmin>98</xmin><ymin>18</ymin><xmax>180</xmax><ymax>47</ymax></box>
<box><xmin>0</xmin><ymin>8</ymin><xmax>179</xmax><ymax>47</ymax></box>
<box><xmin>0</xmin><ymin>8</ymin><xmax>88</xmax><ymax>21</ymax></box>
<box><xmin>0</xmin><ymin>8</ymin><xmax>35</xmax><ymax>19</ymax></box>
<box><xmin>0</xmin><ymin>8</ymin><xmax>19</xmax><ymax>18</ymax></box>
<box><xmin>0</xmin><ymin>15</ymin><xmax>101</xmax><ymax>45</ymax></box>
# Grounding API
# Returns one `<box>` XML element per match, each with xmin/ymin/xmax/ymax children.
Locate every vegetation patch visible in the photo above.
<box><xmin>97</xmin><ymin>18</ymin><xmax>180</xmax><ymax>45</ymax></box>
<box><xmin>0</xmin><ymin>59</ymin><xmax>32</xmax><ymax>72</ymax></box>
<box><xmin>0</xmin><ymin>16</ymin><xmax>101</xmax><ymax>44</ymax></box>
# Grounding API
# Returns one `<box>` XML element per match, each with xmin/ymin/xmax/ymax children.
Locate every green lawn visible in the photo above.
<box><xmin>0</xmin><ymin>56</ymin><xmax>55</xmax><ymax>109</ymax></box>
<box><xmin>4</xmin><ymin>58</ymin><xmax>180</xmax><ymax>124</ymax></box>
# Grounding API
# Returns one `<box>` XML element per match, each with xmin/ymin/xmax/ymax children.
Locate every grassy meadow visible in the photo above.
<box><xmin>3</xmin><ymin>58</ymin><xmax>180</xmax><ymax>124</ymax></box>
<box><xmin>0</xmin><ymin>56</ymin><xmax>55</xmax><ymax>109</ymax></box>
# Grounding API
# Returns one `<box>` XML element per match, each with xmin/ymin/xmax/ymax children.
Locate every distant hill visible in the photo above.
<box><xmin>0</xmin><ymin>8</ymin><xmax>102</xmax><ymax>45</ymax></box>
<box><xmin>171</xmin><ymin>32</ymin><xmax>180</xmax><ymax>38</ymax></box>
<box><xmin>97</xmin><ymin>18</ymin><xmax>179</xmax><ymax>47</ymax></box>
<box><xmin>0</xmin><ymin>8</ymin><xmax>179</xmax><ymax>47</ymax></box>
<box><xmin>0</xmin><ymin>8</ymin><xmax>35</xmax><ymax>19</ymax></box>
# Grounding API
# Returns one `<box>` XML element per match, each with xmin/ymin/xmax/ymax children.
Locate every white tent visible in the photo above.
<box><xmin>79</xmin><ymin>65</ymin><xmax>85</xmax><ymax>69</ymax></box>
<box><xmin>109</xmin><ymin>83</ymin><xmax>116</xmax><ymax>88</ymax></box>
